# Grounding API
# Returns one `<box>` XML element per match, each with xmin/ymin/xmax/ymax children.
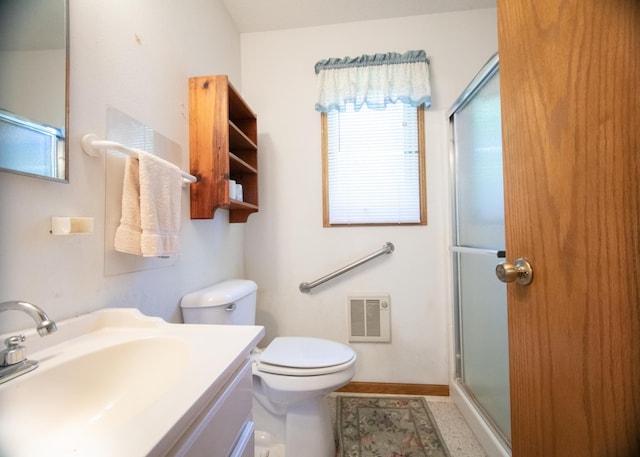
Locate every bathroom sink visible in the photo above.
<box><xmin>0</xmin><ymin>308</ymin><xmax>264</xmax><ymax>457</ymax></box>
<box><xmin>1</xmin><ymin>337</ymin><xmax>187</xmax><ymax>448</ymax></box>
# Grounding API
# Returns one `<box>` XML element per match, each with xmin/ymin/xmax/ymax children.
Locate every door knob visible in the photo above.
<box><xmin>496</xmin><ymin>258</ymin><xmax>533</xmax><ymax>285</ymax></box>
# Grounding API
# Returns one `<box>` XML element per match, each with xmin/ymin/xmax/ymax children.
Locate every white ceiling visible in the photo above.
<box><xmin>223</xmin><ymin>0</ymin><xmax>496</xmax><ymax>33</ymax></box>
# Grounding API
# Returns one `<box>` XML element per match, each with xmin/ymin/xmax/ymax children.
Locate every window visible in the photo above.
<box><xmin>314</xmin><ymin>50</ymin><xmax>431</xmax><ymax>227</ymax></box>
<box><xmin>0</xmin><ymin>108</ymin><xmax>65</xmax><ymax>180</ymax></box>
<box><xmin>322</xmin><ymin>103</ymin><xmax>426</xmax><ymax>226</ymax></box>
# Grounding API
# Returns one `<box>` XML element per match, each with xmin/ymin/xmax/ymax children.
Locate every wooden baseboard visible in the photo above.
<box><xmin>337</xmin><ymin>382</ymin><xmax>450</xmax><ymax>397</ymax></box>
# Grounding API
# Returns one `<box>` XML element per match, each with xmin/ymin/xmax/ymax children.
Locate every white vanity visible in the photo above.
<box><xmin>164</xmin><ymin>359</ymin><xmax>255</xmax><ymax>457</ymax></box>
<box><xmin>0</xmin><ymin>308</ymin><xmax>264</xmax><ymax>457</ymax></box>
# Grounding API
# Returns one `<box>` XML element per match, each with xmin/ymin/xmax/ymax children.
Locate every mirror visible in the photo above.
<box><xmin>0</xmin><ymin>0</ymin><xmax>69</xmax><ymax>182</ymax></box>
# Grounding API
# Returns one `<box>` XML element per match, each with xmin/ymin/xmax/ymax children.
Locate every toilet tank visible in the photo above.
<box><xmin>180</xmin><ymin>279</ymin><xmax>257</xmax><ymax>326</ymax></box>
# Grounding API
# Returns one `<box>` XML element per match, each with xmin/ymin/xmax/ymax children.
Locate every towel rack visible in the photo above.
<box><xmin>450</xmin><ymin>246</ymin><xmax>506</xmax><ymax>258</ymax></box>
<box><xmin>81</xmin><ymin>133</ymin><xmax>197</xmax><ymax>184</ymax></box>
<box><xmin>299</xmin><ymin>242</ymin><xmax>394</xmax><ymax>294</ymax></box>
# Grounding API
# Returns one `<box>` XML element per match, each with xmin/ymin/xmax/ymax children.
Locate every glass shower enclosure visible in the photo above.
<box><xmin>448</xmin><ymin>53</ymin><xmax>511</xmax><ymax>453</ymax></box>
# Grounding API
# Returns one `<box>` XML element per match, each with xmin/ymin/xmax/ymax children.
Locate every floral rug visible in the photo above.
<box><xmin>336</xmin><ymin>396</ymin><xmax>451</xmax><ymax>457</ymax></box>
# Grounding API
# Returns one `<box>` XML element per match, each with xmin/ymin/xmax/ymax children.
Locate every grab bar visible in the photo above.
<box><xmin>80</xmin><ymin>133</ymin><xmax>198</xmax><ymax>184</ymax></box>
<box><xmin>299</xmin><ymin>242</ymin><xmax>394</xmax><ymax>293</ymax></box>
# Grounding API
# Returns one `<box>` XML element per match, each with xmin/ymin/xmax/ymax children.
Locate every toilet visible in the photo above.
<box><xmin>180</xmin><ymin>279</ymin><xmax>356</xmax><ymax>457</ymax></box>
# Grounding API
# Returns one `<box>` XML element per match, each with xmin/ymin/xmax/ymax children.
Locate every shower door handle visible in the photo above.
<box><xmin>496</xmin><ymin>258</ymin><xmax>533</xmax><ymax>286</ymax></box>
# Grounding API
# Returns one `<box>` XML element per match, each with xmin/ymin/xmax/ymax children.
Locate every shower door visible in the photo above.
<box><xmin>448</xmin><ymin>54</ymin><xmax>511</xmax><ymax>446</ymax></box>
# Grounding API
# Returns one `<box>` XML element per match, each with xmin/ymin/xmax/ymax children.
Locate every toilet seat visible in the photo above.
<box><xmin>256</xmin><ymin>337</ymin><xmax>356</xmax><ymax>376</ymax></box>
<box><xmin>257</xmin><ymin>357</ymin><xmax>356</xmax><ymax>376</ymax></box>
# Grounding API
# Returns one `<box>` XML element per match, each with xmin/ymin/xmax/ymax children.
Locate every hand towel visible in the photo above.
<box><xmin>114</xmin><ymin>156</ymin><xmax>143</xmax><ymax>255</ymax></box>
<box><xmin>114</xmin><ymin>151</ymin><xmax>183</xmax><ymax>257</ymax></box>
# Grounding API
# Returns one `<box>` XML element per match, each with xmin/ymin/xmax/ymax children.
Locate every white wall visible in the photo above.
<box><xmin>241</xmin><ymin>9</ymin><xmax>498</xmax><ymax>384</ymax></box>
<box><xmin>0</xmin><ymin>4</ymin><xmax>498</xmax><ymax>386</ymax></box>
<box><xmin>0</xmin><ymin>0</ymin><xmax>244</xmax><ymax>334</ymax></box>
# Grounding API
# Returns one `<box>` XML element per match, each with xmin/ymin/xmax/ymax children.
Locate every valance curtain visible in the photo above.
<box><xmin>314</xmin><ymin>50</ymin><xmax>431</xmax><ymax>112</ymax></box>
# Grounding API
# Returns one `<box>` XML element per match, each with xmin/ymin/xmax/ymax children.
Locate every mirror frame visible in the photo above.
<box><xmin>62</xmin><ymin>0</ymin><xmax>69</xmax><ymax>182</ymax></box>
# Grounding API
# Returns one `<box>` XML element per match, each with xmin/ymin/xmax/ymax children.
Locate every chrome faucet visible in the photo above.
<box><xmin>0</xmin><ymin>300</ymin><xmax>57</xmax><ymax>384</ymax></box>
<box><xmin>0</xmin><ymin>301</ymin><xmax>57</xmax><ymax>336</ymax></box>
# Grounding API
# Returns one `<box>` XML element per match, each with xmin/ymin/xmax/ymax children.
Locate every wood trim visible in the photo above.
<box><xmin>320</xmin><ymin>104</ymin><xmax>428</xmax><ymax>227</ymax></box>
<box><xmin>417</xmin><ymin>104</ymin><xmax>427</xmax><ymax>225</ymax></box>
<box><xmin>337</xmin><ymin>382</ymin><xmax>449</xmax><ymax>397</ymax></box>
<box><xmin>321</xmin><ymin>112</ymin><xmax>330</xmax><ymax>227</ymax></box>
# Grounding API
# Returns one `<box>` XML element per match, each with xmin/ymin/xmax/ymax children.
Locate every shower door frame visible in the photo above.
<box><xmin>448</xmin><ymin>53</ymin><xmax>512</xmax><ymax>457</ymax></box>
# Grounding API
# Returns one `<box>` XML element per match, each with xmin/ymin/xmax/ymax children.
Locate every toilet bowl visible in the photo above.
<box><xmin>253</xmin><ymin>336</ymin><xmax>356</xmax><ymax>457</ymax></box>
<box><xmin>180</xmin><ymin>280</ymin><xmax>356</xmax><ymax>457</ymax></box>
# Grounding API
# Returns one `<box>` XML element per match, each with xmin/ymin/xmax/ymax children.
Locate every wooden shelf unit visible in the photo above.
<box><xmin>189</xmin><ymin>75</ymin><xmax>258</xmax><ymax>223</ymax></box>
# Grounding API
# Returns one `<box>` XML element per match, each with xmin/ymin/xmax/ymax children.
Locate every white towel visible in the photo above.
<box><xmin>114</xmin><ymin>156</ymin><xmax>142</xmax><ymax>255</ymax></box>
<box><xmin>114</xmin><ymin>150</ymin><xmax>183</xmax><ymax>257</ymax></box>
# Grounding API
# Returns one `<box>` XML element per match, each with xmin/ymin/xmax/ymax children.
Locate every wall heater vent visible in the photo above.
<box><xmin>348</xmin><ymin>295</ymin><xmax>391</xmax><ymax>342</ymax></box>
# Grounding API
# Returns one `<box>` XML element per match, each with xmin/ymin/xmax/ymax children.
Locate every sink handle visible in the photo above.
<box><xmin>1</xmin><ymin>335</ymin><xmax>27</xmax><ymax>366</ymax></box>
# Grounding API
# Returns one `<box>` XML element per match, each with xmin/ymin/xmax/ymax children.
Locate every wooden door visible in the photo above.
<box><xmin>497</xmin><ymin>1</ymin><xmax>640</xmax><ymax>456</ymax></box>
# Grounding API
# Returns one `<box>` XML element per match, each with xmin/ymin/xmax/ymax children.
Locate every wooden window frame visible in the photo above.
<box><xmin>321</xmin><ymin>104</ymin><xmax>427</xmax><ymax>227</ymax></box>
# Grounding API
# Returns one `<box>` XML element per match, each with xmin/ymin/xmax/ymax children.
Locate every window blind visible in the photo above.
<box><xmin>326</xmin><ymin>102</ymin><xmax>421</xmax><ymax>224</ymax></box>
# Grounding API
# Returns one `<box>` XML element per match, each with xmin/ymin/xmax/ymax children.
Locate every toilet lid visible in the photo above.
<box><xmin>259</xmin><ymin>337</ymin><xmax>355</xmax><ymax>369</ymax></box>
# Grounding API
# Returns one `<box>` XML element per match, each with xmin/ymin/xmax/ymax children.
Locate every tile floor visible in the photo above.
<box><xmin>329</xmin><ymin>393</ymin><xmax>487</xmax><ymax>457</ymax></box>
